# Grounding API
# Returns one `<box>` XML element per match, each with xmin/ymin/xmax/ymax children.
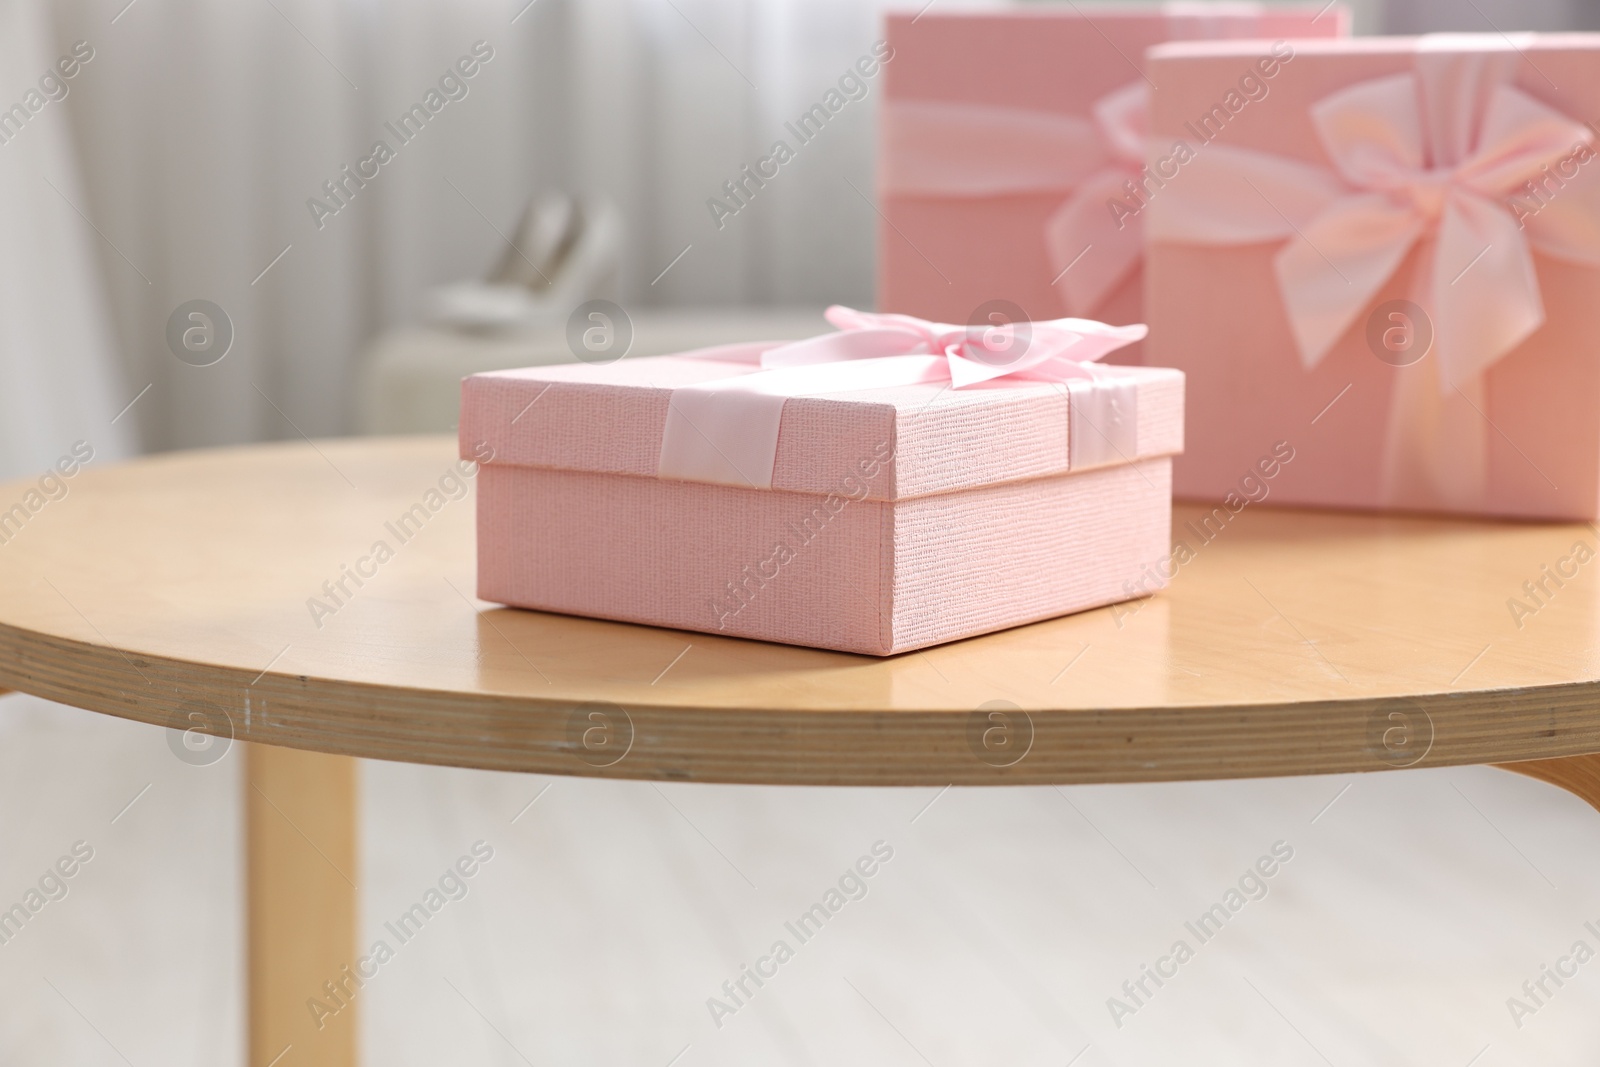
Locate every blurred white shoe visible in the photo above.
<box><xmin>428</xmin><ymin>194</ymin><xmax>622</xmax><ymax>334</ymax></box>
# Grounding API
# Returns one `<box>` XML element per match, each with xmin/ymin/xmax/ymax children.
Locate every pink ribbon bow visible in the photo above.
<box><xmin>881</xmin><ymin>82</ymin><xmax>1150</xmax><ymax>317</ymax></box>
<box><xmin>1148</xmin><ymin>42</ymin><xmax>1600</xmax><ymax>506</ymax></box>
<box><xmin>658</xmin><ymin>306</ymin><xmax>1147</xmax><ymax>488</ymax></box>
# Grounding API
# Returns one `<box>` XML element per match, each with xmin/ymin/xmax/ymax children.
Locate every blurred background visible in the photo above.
<box><xmin>5</xmin><ymin>0</ymin><xmax>1600</xmax><ymax>473</ymax></box>
<box><xmin>7</xmin><ymin>0</ymin><xmax>1600</xmax><ymax>1064</ymax></box>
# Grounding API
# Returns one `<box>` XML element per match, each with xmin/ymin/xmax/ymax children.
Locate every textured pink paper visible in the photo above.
<box><xmin>474</xmin><ymin>459</ymin><xmax>1172</xmax><ymax>656</ymax></box>
<box><xmin>460</xmin><ymin>356</ymin><xmax>1184</xmax><ymax>500</ymax></box>
<box><xmin>462</xmin><ymin>354</ymin><xmax>1185</xmax><ymax>654</ymax></box>
<box><xmin>1146</xmin><ymin>36</ymin><xmax>1600</xmax><ymax>519</ymax></box>
<box><xmin>879</xmin><ymin>5</ymin><xmax>1348</xmax><ymax>337</ymax></box>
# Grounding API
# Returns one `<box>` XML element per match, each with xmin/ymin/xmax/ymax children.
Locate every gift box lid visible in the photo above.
<box><xmin>459</xmin><ymin>342</ymin><xmax>1184</xmax><ymax>504</ymax></box>
<box><xmin>1149</xmin><ymin>30</ymin><xmax>1600</xmax><ymax>63</ymax></box>
<box><xmin>886</xmin><ymin>4</ymin><xmax>1351</xmax><ymax>112</ymax></box>
<box><xmin>1145</xmin><ymin>32</ymin><xmax>1600</xmax><ymax>120</ymax></box>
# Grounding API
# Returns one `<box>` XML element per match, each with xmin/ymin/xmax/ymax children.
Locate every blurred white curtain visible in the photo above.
<box><xmin>43</xmin><ymin>0</ymin><xmax>1587</xmax><ymax>456</ymax></box>
<box><xmin>0</xmin><ymin>1</ymin><xmax>134</xmax><ymax>481</ymax></box>
<box><xmin>40</xmin><ymin>0</ymin><xmax>903</xmax><ymax>453</ymax></box>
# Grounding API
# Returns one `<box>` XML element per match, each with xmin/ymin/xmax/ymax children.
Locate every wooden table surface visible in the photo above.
<box><xmin>1</xmin><ymin>434</ymin><xmax>1598</xmax><ymax>787</ymax></box>
<box><xmin>7</xmin><ymin>434</ymin><xmax>1600</xmax><ymax>1067</ymax></box>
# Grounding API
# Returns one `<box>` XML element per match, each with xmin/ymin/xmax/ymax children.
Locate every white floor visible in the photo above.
<box><xmin>2</xmin><ymin>691</ymin><xmax>1598</xmax><ymax>1066</ymax></box>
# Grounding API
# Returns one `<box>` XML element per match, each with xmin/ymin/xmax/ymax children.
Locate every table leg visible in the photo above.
<box><xmin>1497</xmin><ymin>753</ymin><xmax>1600</xmax><ymax>814</ymax></box>
<box><xmin>246</xmin><ymin>743</ymin><xmax>360</xmax><ymax>1067</ymax></box>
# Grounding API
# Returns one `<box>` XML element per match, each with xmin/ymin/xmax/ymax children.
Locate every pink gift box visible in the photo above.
<box><xmin>878</xmin><ymin>3</ymin><xmax>1347</xmax><ymax>340</ymax></box>
<box><xmin>459</xmin><ymin>335</ymin><xmax>1185</xmax><ymax>656</ymax></box>
<box><xmin>1145</xmin><ymin>35</ymin><xmax>1600</xmax><ymax>519</ymax></box>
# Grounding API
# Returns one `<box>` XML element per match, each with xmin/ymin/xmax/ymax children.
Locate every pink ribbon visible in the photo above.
<box><xmin>657</xmin><ymin>306</ymin><xmax>1147</xmax><ymax>488</ymax></box>
<box><xmin>1148</xmin><ymin>40</ymin><xmax>1600</xmax><ymax>507</ymax></box>
<box><xmin>881</xmin><ymin>81</ymin><xmax>1150</xmax><ymax>317</ymax></box>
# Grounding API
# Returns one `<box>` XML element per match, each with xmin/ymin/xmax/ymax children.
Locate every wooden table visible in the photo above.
<box><xmin>1</xmin><ymin>435</ymin><xmax>1597</xmax><ymax>1066</ymax></box>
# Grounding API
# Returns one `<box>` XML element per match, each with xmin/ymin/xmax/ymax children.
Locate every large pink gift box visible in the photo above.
<box><xmin>878</xmin><ymin>4</ymin><xmax>1347</xmax><ymax>337</ymax></box>
<box><xmin>1145</xmin><ymin>35</ymin><xmax>1600</xmax><ymax>519</ymax></box>
<box><xmin>460</xmin><ymin>310</ymin><xmax>1185</xmax><ymax>655</ymax></box>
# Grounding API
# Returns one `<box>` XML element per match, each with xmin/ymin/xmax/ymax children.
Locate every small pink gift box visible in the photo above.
<box><xmin>460</xmin><ymin>310</ymin><xmax>1185</xmax><ymax>655</ymax></box>
<box><xmin>878</xmin><ymin>4</ymin><xmax>1347</xmax><ymax>337</ymax></box>
<box><xmin>1145</xmin><ymin>35</ymin><xmax>1600</xmax><ymax>519</ymax></box>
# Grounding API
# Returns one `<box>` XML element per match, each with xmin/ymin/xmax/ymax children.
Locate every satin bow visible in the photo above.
<box><xmin>881</xmin><ymin>82</ymin><xmax>1151</xmax><ymax>316</ymax></box>
<box><xmin>755</xmin><ymin>306</ymin><xmax>1148</xmax><ymax>388</ymax></box>
<box><xmin>1153</xmin><ymin>50</ymin><xmax>1600</xmax><ymax>384</ymax></box>
<box><xmin>657</xmin><ymin>306</ymin><xmax>1147</xmax><ymax>488</ymax></box>
<box><xmin>1293</xmin><ymin>74</ymin><xmax>1597</xmax><ymax>383</ymax></box>
<box><xmin>1148</xmin><ymin>44</ymin><xmax>1600</xmax><ymax>507</ymax></box>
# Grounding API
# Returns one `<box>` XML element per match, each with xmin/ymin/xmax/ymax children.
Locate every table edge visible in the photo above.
<box><xmin>4</xmin><ymin>620</ymin><xmax>1599</xmax><ymax>785</ymax></box>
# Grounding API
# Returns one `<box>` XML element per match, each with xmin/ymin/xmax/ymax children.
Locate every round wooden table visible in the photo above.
<box><xmin>2</xmin><ymin>435</ymin><xmax>1597</xmax><ymax>1067</ymax></box>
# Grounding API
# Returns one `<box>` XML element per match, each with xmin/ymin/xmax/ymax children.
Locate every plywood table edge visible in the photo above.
<box><xmin>6</xmin><ymin>619</ymin><xmax>1600</xmax><ymax>786</ymax></box>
